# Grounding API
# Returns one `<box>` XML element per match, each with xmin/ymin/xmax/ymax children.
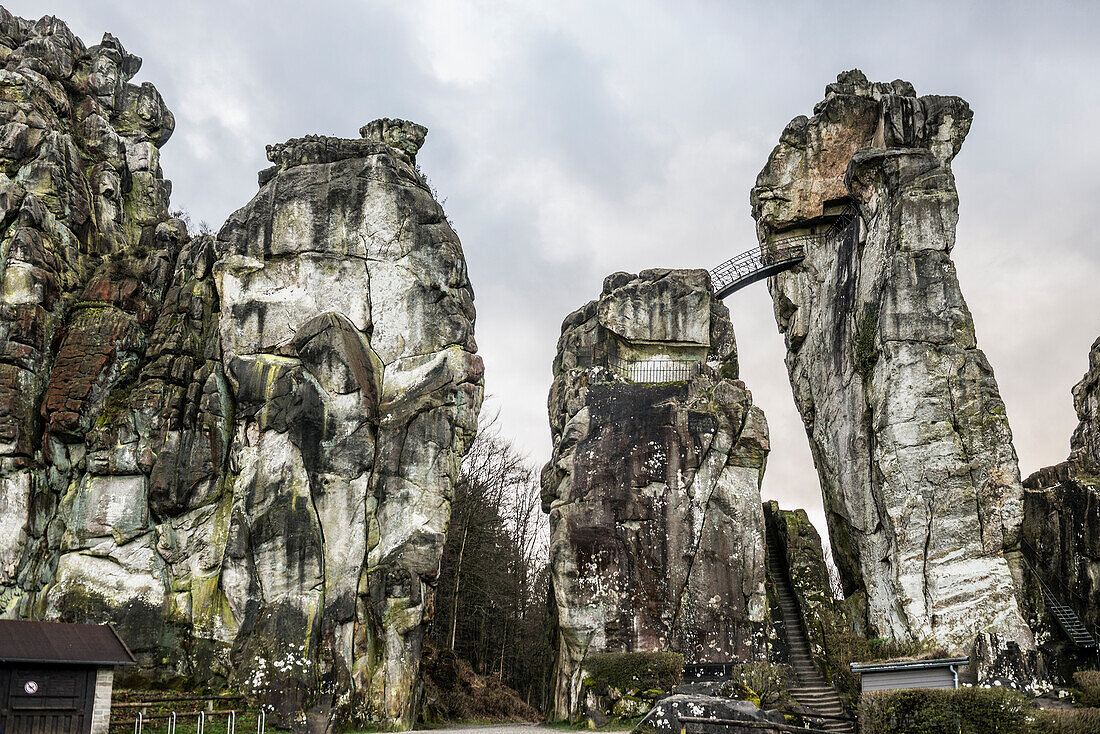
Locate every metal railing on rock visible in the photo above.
<box><xmin>599</xmin><ymin>355</ymin><xmax>703</xmax><ymax>384</ymax></box>
<box><xmin>1019</xmin><ymin>538</ymin><xmax>1099</xmax><ymax>651</ymax></box>
<box><xmin>711</xmin><ymin>204</ymin><xmax>859</xmax><ymax>299</ymax></box>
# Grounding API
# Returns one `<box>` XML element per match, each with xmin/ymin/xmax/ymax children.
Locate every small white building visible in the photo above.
<box><xmin>850</xmin><ymin>657</ymin><xmax>971</xmax><ymax>693</ymax></box>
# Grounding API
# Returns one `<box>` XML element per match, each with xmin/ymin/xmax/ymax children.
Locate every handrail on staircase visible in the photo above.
<box><xmin>1018</xmin><ymin>538</ymin><xmax>1099</xmax><ymax>648</ymax></box>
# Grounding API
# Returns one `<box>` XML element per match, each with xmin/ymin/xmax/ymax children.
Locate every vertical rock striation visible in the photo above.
<box><xmin>752</xmin><ymin>70</ymin><xmax>1031</xmax><ymax>652</ymax></box>
<box><xmin>0</xmin><ymin>9</ymin><xmax>482</xmax><ymax>731</ymax></box>
<box><xmin>542</xmin><ymin>269</ymin><xmax>770</xmax><ymax>721</ymax></box>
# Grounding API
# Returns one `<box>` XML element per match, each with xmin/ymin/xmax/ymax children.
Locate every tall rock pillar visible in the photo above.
<box><xmin>209</xmin><ymin>121</ymin><xmax>483</xmax><ymax>729</ymax></box>
<box><xmin>751</xmin><ymin>71</ymin><xmax>1032</xmax><ymax>652</ymax></box>
<box><xmin>542</xmin><ymin>269</ymin><xmax>770</xmax><ymax>720</ymax></box>
<box><xmin>0</xmin><ymin>9</ymin><xmax>482</xmax><ymax>731</ymax></box>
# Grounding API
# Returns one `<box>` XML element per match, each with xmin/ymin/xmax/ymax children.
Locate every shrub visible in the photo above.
<box><xmin>822</xmin><ymin>625</ymin><xmax>947</xmax><ymax>711</ymax></box>
<box><xmin>859</xmin><ymin>687</ymin><xmax>1033</xmax><ymax>734</ymax></box>
<box><xmin>1034</xmin><ymin>708</ymin><xmax>1100</xmax><ymax>734</ymax></box>
<box><xmin>582</xmin><ymin>651</ymin><xmax>683</xmax><ymax>693</ymax></box>
<box><xmin>1073</xmin><ymin>670</ymin><xmax>1100</xmax><ymax>707</ymax></box>
<box><xmin>729</xmin><ymin>662</ymin><xmax>793</xmax><ymax>708</ymax></box>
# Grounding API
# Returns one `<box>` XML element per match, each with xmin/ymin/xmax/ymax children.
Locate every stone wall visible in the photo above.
<box><xmin>0</xmin><ymin>10</ymin><xmax>482</xmax><ymax>732</ymax></box>
<box><xmin>542</xmin><ymin>269</ymin><xmax>769</xmax><ymax>720</ymax></box>
<box><xmin>752</xmin><ymin>70</ymin><xmax>1032</xmax><ymax>652</ymax></box>
<box><xmin>91</xmin><ymin>667</ymin><xmax>113</xmax><ymax>734</ymax></box>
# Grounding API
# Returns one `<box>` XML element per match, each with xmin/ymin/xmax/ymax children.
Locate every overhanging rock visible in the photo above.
<box><xmin>751</xmin><ymin>70</ymin><xmax>1032</xmax><ymax>652</ymax></box>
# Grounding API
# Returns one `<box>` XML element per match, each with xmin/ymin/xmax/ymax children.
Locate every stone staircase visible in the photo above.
<box><xmin>767</xmin><ymin>535</ymin><xmax>854</xmax><ymax>733</ymax></box>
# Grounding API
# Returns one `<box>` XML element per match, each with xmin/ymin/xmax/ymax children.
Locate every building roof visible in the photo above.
<box><xmin>850</xmin><ymin>657</ymin><xmax>970</xmax><ymax>674</ymax></box>
<box><xmin>0</xmin><ymin>620</ymin><xmax>136</xmax><ymax>665</ymax></box>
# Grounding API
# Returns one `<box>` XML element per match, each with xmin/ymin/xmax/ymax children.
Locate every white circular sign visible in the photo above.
<box><xmin>24</xmin><ymin>681</ymin><xmax>38</xmax><ymax>694</ymax></box>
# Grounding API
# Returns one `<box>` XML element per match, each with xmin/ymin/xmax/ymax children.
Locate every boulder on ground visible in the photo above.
<box><xmin>634</xmin><ymin>694</ymin><xmax>787</xmax><ymax>734</ymax></box>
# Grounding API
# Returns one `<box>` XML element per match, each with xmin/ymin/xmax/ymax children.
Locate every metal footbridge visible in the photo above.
<box><xmin>710</xmin><ymin>205</ymin><xmax>858</xmax><ymax>299</ymax></box>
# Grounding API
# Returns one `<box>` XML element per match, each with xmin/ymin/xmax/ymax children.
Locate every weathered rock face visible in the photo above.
<box><xmin>0</xmin><ymin>8</ymin><xmax>177</xmax><ymax>614</ymax></box>
<box><xmin>762</xmin><ymin>502</ymin><xmax>835</xmax><ymax>675</ymax></box>
<box><xmin>542</xmin><ymin>269</ymin><xmax>769</xmax><ymax>721</ymax></box>
<box><xmin>0</xmin><ymin>9</ymin><xmax>482</xmax><ymax>732</ymax></box>
<box><xmin>635</xmin><ymin>694</ymin><xmax>787</xmax><ymax>734</ymax></box>
<box><xmin>752</xmin><ymin>70</ymin><xmax>1031</xmax><ymax>652</ymax></box>
<box><xmin>1023</xmin><ymin>337</ymin><xmax>1100</xmax><ymax>632</ymax></box>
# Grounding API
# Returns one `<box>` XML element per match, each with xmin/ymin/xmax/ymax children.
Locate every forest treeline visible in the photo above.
<box><xmin>426</xmin><ymin>417</ymin><xmax>553</xmax><ymax>711</ymax></box>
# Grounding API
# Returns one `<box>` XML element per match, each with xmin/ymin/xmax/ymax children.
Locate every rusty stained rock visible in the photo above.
<box><xmin>0</xmin><ymin>9</ymin><xmax>483</xmax><ymax>733</ymax></box>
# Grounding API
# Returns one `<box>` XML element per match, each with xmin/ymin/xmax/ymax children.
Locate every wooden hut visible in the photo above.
<box><xmin>0</xmin><ymin>620</ymin><xmax>135</xmax><ymax>734</ymax></box>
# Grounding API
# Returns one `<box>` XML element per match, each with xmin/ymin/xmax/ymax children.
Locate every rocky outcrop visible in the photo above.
<box><xmin>1023</xmin><ymin>337</ymin><xmax>1100</xmax><ymax>632</ymax></box>
<box><xmin>0</xmin><ymin>9</ymin><xmax>482</xmax><ymax>732</ymax></box>
<box><xmin>752</xmin><ymin>70</ymin><xmax>1031</xmax><ymax>652</ymax></box>
<box><xmin>763</xmin><ymin>502</ymin><xmax>838</xmax><ymax>676</ymax></box>
<box><xmin>635</xmin><ymin>694</ymin><xmax>787</xmax><ymax>734</ymax></box>
<box><xmin>0</xmin><ymin>8</ymin><xmax>177</xmax><ymax>612</ymax></box>
<box><xmin>542</xmin><ymin>269</ymin><xmax>770</xmax><ymax>721</ymax></box>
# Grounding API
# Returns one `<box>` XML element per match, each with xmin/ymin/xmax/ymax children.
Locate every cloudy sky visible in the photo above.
<box><xmin>22</xmin><ymin>0</ymin><xmax>1100</xmax><ymax>536</ymax></box>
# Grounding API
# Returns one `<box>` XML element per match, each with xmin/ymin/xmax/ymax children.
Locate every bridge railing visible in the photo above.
<box><xmin>711</xmin><ymin>204</ymin><xmax>860</xmax><ymax>298</ymax></box>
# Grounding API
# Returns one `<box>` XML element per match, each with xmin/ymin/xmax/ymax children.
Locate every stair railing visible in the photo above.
<box><xmin>1018</xmin><ymin>538</ymin><xmax>1100</xmax><ymax>655</ymax></box>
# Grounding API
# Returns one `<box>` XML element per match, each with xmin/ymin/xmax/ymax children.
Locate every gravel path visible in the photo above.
<box><xmin>410</xmin><ymin>727</ymin><xmax>556</xmax><ymax>734</ymax></box>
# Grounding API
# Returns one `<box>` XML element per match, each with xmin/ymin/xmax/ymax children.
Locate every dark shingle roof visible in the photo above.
<box><xmin>0</xmin><ymin>621</ymin><xmax>135</xmax><ymax>665</ymax></box>
<box><xmin>850</xmin><ymin>657</ymin><xmax>970</xmax><ymax>674</ymax></box>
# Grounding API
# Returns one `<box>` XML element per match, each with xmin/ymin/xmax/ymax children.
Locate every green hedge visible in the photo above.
<box><xmin>1034</xmin><ymin>708</ymin><xmax>1100</xmax><ymax>734</ymax></box>
<box><xmin>859</xmin><ymin>687</ymin><xmax>1032</xmax><ymax>734</ymax></box>
<box><xmin>582</xmin><ymin>652</ymin><xmax>683</xmax><ymax>692</ymax></box>
<box><xmin>1074</xmin><ymin>670</ymin><xmax>1100</xmax><ymax>707</ymax></box>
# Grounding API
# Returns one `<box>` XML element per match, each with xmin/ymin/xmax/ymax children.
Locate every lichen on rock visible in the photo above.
<box><xmin>0</xmin><ymin>8</ymin><xmax>482</xmax><ymax>732</ymax></box>
<box><xmin>752</xmin><ymin>70</ymin><xmax>1032</xmax><ymax>652</ymax></box>
<box><xmin>542</xmin><ymin>269</ymin><xmax>770</xmax><ymax>721</ymax></box>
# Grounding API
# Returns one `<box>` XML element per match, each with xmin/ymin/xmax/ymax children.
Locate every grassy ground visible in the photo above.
<box><xmin>546</xmin><ymin>716</ymin><xmax>643</xmax><ymax>731</ymax></box>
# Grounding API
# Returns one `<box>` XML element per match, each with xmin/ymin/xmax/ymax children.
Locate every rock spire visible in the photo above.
<box><xmin>751</xmin><ymin>70</ymin><xmax>1032</xmax><ymax>652</ymax></box>
<box><xmin>542</xmin><ymin>269</ymin><xmax>770</xmax><ymax>720</ymax></box>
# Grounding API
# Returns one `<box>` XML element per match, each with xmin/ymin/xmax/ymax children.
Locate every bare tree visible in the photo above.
<box><xmin>428</xmin><ymin>413</ymin><xmax>552</xmax><ymax>710</ymax></box>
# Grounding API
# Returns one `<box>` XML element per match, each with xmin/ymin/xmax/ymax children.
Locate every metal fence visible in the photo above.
<box><xmin>602</xmin><ymin>355</ymin><xmax>702</xmax><ymax>384</ymax></box>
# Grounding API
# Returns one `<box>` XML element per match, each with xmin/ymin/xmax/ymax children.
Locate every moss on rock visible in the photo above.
<box><xmin>582</xmin><ymin>651</ymin><xmax>683</xmax><ymax>692</ymax></box>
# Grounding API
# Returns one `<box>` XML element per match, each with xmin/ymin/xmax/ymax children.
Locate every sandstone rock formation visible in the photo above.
<box><xmin>752</xmin><ymin>70</ymin><xmax>1032</xmax><ymax>652</ymax></box>
<box><xmin>0</xmin><ymin>9</ymin><xmax>482</xmax><ymax>732</ymax></box>
<box><xmin>1023</xmin><ymin>337</ymin><xmax>1100</xmax><ymax>632</ymax></box>
<box><xmin>541</xmin><ymin>269</ymin><xmax>770</xmax><ymax>720</ymax></box>
<box><xmin>763</xmin><ymin>502</ymin><xmax>838</xmax><ymax>676</ymax></box>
